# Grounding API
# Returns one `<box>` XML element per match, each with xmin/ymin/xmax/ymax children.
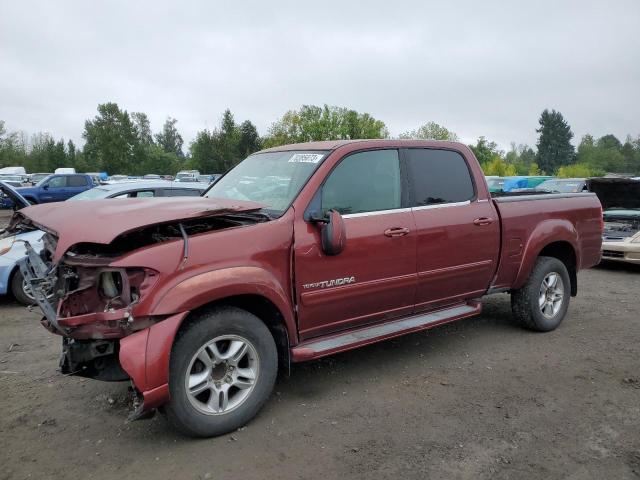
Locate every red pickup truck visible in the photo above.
<box><xmin>12</xmin><ymin>140</ymin><xmax>603</xmax><ymax>437</ymax></box>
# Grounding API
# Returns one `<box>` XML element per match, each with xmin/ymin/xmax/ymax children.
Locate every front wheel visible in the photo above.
<box><xmin>11</xmin><ymin>269</ymin><xmax>35</xmax><ymax>305</ymax></box>
<box><xmin>165</xmin><ymin>306</ymin><xmax>278</xmax><ymax>437</ymax></box>
<box><xmin>511</xmin><ymin>256</ymin><xmax>571</xmax><ymax>332</ymax></box>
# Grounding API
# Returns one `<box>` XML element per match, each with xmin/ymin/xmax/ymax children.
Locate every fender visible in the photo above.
<box><xmin>119</xmin><ymin>267</ymin><xmax>295</xmax><ymax>410</ymax></box>
<box><xmin>119</xmin><ymin>311</ymin><xmax>187</xmax><ymax>410</ymax></box>
<box><xmin>150</xmin><ymin>265</ymin><xmax>296</xmax><ymax>339</ymax></box>
<box><xmin>513</xmin><ymin>219</ymin><xmax>578</xmax><ymax>290</ymax></box>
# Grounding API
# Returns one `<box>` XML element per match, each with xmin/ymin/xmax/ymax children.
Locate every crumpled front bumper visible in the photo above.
<box><xmin>20</xmin><ymin>239</ymin><xmax>189</xmax><ymax>416</ymax></box>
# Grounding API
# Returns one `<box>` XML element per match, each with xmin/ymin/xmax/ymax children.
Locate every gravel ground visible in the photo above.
<box><xmin>0</xmin><ymin>262</ymin><xmax>639</xmax><ymax>479</ymax></box>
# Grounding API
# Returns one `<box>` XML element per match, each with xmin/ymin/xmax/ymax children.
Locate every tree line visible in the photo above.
<box><xmin>1</xmin><ymin>104</ymin><xmax>638</xmax><ymax>177</ymax></box>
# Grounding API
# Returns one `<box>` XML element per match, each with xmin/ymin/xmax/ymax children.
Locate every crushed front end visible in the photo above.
<box><xmin>10</xmin><ymin>199</ymin><xmax>267</xmax><ymax>420</ymax></box>
<box><xmin>19</xmin><ymin>232</ymin><xmax>160</xmax><ymax>383</ymax></box>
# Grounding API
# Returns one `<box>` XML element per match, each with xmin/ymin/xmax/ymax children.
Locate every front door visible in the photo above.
<box><xmin>294</xmin><ymin>149</ymin><xmax>417</xmax><ymax>340</ymax></box>
<box><xmin>405</xmin><ymin>148</ymin><xmax>500</xmax><ymax>311</ymax></box>
<box><xmin>40</xmin><ymin>175</ymin><xmax>67</xmax><ymax>202</ymax></box>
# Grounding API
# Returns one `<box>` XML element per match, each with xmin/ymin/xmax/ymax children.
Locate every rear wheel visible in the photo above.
<box><xmin>165</xmin><ymin>306</ymin><xmax>278</xmax><ymax>437</ymax></box>
<box><xmin>511</xmin><ymin>256</ymin><xmax>571</xmax><ymax>332</ymax></box>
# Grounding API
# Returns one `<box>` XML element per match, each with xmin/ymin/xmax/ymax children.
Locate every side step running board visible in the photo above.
<box><xmin>291</xmin><ymin>302</ymin><xmax>481</xmax><ymax>362</ymax></box>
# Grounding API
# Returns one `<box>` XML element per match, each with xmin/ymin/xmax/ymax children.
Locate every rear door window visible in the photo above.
<box><xmin>163</xmin><ymin>188</ymin><xmax>202</xmax><ymax>197</ymax></box>
<box><xmin>405</xmin><ymin>149</ymin><xmax>475</xmax><ymax>206</ymax></box>
<box><xmin>322</xmin><ymin>149</ymin><xmax>401</xmax><ymax>215</ymax></box>
<box><xmin>68</xmin><ymin>175</ymin><xmax>88</xmax><ymax>187</ymax></box>
<box><xmin>133</xmin><ymin>190</ymin><xmax>155</xmax><ymax>198</ymax></box>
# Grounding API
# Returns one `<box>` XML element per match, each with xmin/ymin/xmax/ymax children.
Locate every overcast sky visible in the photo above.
<box><xmin>1</xmin><ymin>0</ymin><xmax>639</xmax><ymax>151</ymax></box>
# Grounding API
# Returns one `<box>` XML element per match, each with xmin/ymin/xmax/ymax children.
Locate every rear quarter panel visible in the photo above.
<box><xmin>492</xmin><ymin>193</ymin><xmax>602</xmax><ymax>290</ymax></box>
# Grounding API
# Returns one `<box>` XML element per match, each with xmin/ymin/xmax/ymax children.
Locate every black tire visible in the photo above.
<box><xmin>165</xmin><ymin>306</ymin><xmax>278</xmax><ymax>438</ymax></box>
<box><xmin>11</xmin><ymin>269</ymin><xmax>34</xmax><ymax>306</ymax></box>
<box><xmin>511</xmin><ymin>256</ymin><xmax>571</xmax><ymax>332</ymax></box>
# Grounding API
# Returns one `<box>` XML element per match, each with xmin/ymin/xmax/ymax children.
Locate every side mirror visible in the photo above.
<box><xmin>313</xmin><ymin>209</ymin><xmax>346</xmax><ymax>256</ymax></box>
<box><xmin>42</xmin><ymin>184</ymin><xmax>49</xmax><ymax>190</ymax></box>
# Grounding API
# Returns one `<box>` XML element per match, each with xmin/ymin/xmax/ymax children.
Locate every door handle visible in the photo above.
<box><xmin>473</xmin><ymin>217</ymin><xmax>493</xmax><ymax>226</ymax></box>
<box><xmin>384</xmin><ymin>227</ymin><xmax>410</xmax><ymax>237</ymax></box>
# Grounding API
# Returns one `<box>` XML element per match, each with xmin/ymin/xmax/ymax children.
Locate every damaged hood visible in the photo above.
<box><xmin>586</xmin><ymin>178</ymin><xmax>640</xmax><ymax>210</ymax></box>
<box><xmin>12</xmin><ymin>197</ymin><xmax>265</xmax><ymax>261</ymax></box>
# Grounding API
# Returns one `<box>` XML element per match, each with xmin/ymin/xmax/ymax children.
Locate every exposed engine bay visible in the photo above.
<box><xmin>603</xmin><ymin>213</ymin><xmax>640</xmax><ymax>241</ymax></box>
<box><xmin>15</xmin><ymin>212</ymin><xmax>269</xmax><ymax>331</ymax></box>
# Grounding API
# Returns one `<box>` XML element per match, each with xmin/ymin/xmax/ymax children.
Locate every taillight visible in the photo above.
<box><xmin>599</xmin><ymin>206</ymin><xmax>604</xmax><ymax>234</ymax></box>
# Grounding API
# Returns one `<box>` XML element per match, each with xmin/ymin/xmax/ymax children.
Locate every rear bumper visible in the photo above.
<box><xmin>601</xmin><ymin>241</ymin><xmax>640</xmax><ymax>264</ymax></box>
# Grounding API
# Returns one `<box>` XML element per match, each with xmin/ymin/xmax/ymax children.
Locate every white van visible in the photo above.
<box><xmin>54</xmin><ymin>167</ymin><xmax>76</xmax><ymax>174</ymax></box>
<box><xmin>0</xmin><ymin>166</ymin><xmax>27</xmax><ymax>176</ymax></box>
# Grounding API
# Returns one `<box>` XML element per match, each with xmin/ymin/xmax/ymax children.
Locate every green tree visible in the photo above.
<box><xmin>190</xmin><ymin>110</ymin><xmax>260</xmax><ymax>173</ymax></box>
<box><xmin>217</xmin><ymin>109</ymin><xmax>241</xmax><ymax>171</ymax></box>
<box><xmin>399</xmin><ymin>121</ymin><xmax>458</xmax><ymax>141</ymax></box>
<box><xmin>535</xmin><ymin>109</ymin><xmax>575</xmax><ymax>173</ymax></box>
<box><xmin>505</xmin><ymin>143</ymin><xmax>538</xmax><ymax>174</ymax></box>
<box><xmin>597</xmin><ymin>134</ymin><xmax>622</xmax><ymax>151</ymax></box>
<box><xmin>264</xmin><ymin>104</ymin><xmax>388</xmax><ymax>147</ymax></box>
<box><xmin>132</xmin><ymin>112</ymin><xmax>153</xmax><ymax>145</ymax></box>
<box><xmin>189</xmin><ymin>129</ymin><xmax>218</xmax><ymax>173</ymax></box>
<box><xmin>238</xmin><ymin>120</ymin><xmax>262</xmax><ymax>158</ymax></box>
<box><xmin>469</xmin><ymin>136</ymin><xmax>503</xmax><ymax>166</ymax></box>
<box><xmin>481</xmin><ymin>155</ymin><xmax>517</xmax><ymax>176</ymax></box>
<box><xmin>155</xmin><ymin>117</ymin><xmax>184</xmax><ymax>157</ymax></box>
<box><xmin>577</xmin><ymin>133</ymin><xmax>626</xmax><ymax>173</ymax></box>
<box><xmin>557</xmin><ymin>163</ymin><xmax>603</xmax><ymax>178</ymax></box>
<box><xmin>83</xmin><ymin>103</ymin><xmax>137</xmax><ymax>174</ymax></box>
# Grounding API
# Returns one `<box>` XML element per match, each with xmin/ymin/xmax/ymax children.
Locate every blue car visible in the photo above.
<box><xmin>0</xmin><ymin>181</ymin><xmax>46</xmax><ymax>304</ymax></box>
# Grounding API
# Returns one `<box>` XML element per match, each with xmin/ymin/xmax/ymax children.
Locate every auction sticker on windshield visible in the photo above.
<box><xmin>288</xmin><ymin>153</ymin><xmax>324</xmax><ymax>164</ymax></box>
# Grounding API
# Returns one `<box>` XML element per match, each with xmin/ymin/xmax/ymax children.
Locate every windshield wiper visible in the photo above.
<box><xmin>223</xmin><ymin>210</ymin><xmax>274</xmax><ymax>222</ymax></box>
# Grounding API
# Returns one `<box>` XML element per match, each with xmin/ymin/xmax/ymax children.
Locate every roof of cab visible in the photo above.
<box><xmin>258</xmin><ymin>139</ymin><xmax>468</xmax><ymax>153</ymax></box>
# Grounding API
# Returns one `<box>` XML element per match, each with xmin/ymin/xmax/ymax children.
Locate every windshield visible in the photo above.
<box><xmin>68</xmin><ymin>187</ymin><xmax>111</xmax><ymax>201</ymax></box>
<box><xmin>31</xmin><ymin>174</ymin><xmax>50</xmax><ymax>183</ymax></box>
<box><xmin>537</xmin><ymin>180</ymin><xmax>584</xmax><ymax>193</ymax></box>
<box><xmin>205</xmin><ymin>150</ymin><xmax>328</xmax><ymax>215</ymax></box>
<box><xmin>35</xmin><ymin>175</ymin><xmax>54</xmax><ymax>187</ymax></box>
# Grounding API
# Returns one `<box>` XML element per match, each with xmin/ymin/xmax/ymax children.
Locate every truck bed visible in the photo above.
<box><xmin>490</xmin><ymin>192</ymin><xmax>603</xmax><ymax>292</ymax></box>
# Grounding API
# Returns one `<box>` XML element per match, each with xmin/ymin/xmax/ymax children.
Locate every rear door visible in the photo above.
<box><xmin>65</xmin><ymin>175</ymin><xmax>91</xmax><ymax>199</ymax></box>
<box><xmin>294</xmin><ymin>149</ymin><xmax>417</xmax><ymax>339</ymax></box>
<box><xmin>406</xmin><ymin>148</ymin><xmax>500</xmax><ymax>311</ymax></box>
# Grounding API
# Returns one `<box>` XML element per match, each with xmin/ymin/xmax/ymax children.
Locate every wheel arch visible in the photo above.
<box><xmin>178</xmin><ymin>294</ymin><xmax>291</xmax><ymax>376</ymax></box>
<box><xmin>513</xmin><ymin>219</ymin><xmax>579</xmax><ymax>296</ymax></box>
<box><xmin>538</xmin><ymin>241</ymin><xmax>577</xmax><ymax>296</ymax></box>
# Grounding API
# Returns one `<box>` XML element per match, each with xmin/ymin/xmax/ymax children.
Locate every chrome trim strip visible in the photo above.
<box><xmin>303</xmin><ymin>304</ymin><xmax>476</xmax><ymax>353</ymax></box>
<box><xmin>492</xmin><ymin>192</ymin><xmax>596</xmax><ymax>203</ymax></box>
<box><xmin>342</xmin><ymin>207</ymin><xmax>412</xmax><ymax>219</ymax></box>
<box><xmin>411</xmin><ymin>200</ymin><xmax>471</xmax><ymax>212</ymax></box>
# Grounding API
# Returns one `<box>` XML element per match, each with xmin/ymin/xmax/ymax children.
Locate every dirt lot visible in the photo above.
<box><xmin>1</xmin><ymin>262</ymin><xmax>639</xmax><ymax>479</ymax></box>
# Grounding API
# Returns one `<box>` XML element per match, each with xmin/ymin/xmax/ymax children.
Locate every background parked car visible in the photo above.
<box><xmin>502</xmin><ymin>176</ymin><xmax>553</xmax><ymax>192</ymax></box>
<box><xmin>0</xmin><ymin>175</ymin><xmax>26</xmax><ymax>188</ymax></box>
<box><xmin>0</xmin><ymin>181</ymin><xmax>45</xmax><ymax>304</ymax></box>
<box><xmin>68</xmin><ymin>180</ymin><xmax>206</xmax><ymax>201</ymax></box>
<box><xmin>587</xmin><ymin>177</ymin><xmax>640</xmax><ymax>264</ymax></box>
<box><xmin>486</xmin><ymin>176</ymin><xmax>507</xmax><ymax>193</ymax></box>
<box><xmin>16</xmin><ymin>173</ymin><xmax>95</xmax><ymax>204</ymax></box>
<box><xmin>534</xmin><ymin>178</ymin><xmax>587</xmax><ymax>193</ymax></box>
<box><xmin>197</xmin><ymin>174</ymin><xmax>221</xmax><ymax>184</ymax></box>
<box><xmin>176</xmin><ymin>170</ymin><xmax>200</xmax><ymax>182</ymax></box>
